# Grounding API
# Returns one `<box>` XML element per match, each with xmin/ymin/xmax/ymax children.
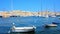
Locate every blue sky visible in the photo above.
<box><xmin>0</xmin><ymin>0</ymin><xmax>60</xmax><ymax>12</ymax></box>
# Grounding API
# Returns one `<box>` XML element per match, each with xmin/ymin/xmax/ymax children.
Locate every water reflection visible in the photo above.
<box><xmin>45</xmin><ymin>26</ymin><xmax>57</xmax><ymax>28</ymax></box>
<box><xmin>10</xmin><ymin>32</ymin><xmax>35</xmax><ymax>34</ymax></box>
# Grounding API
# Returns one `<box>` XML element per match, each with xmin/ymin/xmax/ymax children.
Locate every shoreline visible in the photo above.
<box><xmin>0</xmin><ymin>10</ymin><xmax>60</xmax><ymax>18</ymax></box>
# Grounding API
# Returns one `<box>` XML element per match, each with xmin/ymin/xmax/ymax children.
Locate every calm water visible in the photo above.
<box><xmin>0</xmin><ymin>16</ymin><xmax>60</xmax><ymax>34</ymax></box>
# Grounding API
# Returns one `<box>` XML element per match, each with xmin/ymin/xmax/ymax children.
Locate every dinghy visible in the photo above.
<box><xmin>52</xmin><ymin>22</ymin><xmax>60</xmax><ymax>24</ymax></box>
<box><xmin>11</xmin><ymin>23</ymin><xmax>36</xmax><ymax>33</ymax></box>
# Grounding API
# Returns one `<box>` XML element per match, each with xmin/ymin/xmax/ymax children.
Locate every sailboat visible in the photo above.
<box><xmin>45</xmin><ymin>10</ymin><xmax>49</xmax><ymax>18</ymax></box>
<box><xmin>45</xmin><ymin>11</ymin><xmax>57</xmax><ymax>27</ymax></box>
<box><xmin>51</xmin><ymin>1</ymin><xmax>56</xmax><ymax>18</ymax></box>
<box><xmin>51</xmin><ymin>15</ymin><xmax>56</xmax><ymax>17</ymax></box>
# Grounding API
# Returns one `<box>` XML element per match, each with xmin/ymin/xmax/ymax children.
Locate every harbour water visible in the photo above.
<box><xmin>0</xmin><ymin>16</ymin><xmax>60</xmax><ymax>34</ymax></box>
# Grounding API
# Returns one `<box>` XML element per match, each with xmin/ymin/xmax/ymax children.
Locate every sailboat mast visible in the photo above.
<box><xmin>41</xmin><ymin>0</ymin><xmax>42</xmax><ymax>17</ymax></box>
<box><xmin>53</xmin><ymin>1</ymin><xmax>56</xmax><ymax>16</ymax></box>
<box><xmin>45</xmin><ymin>0</ymin><xmax>48</xmax><ymax>18</ymax></box>
<box><xmin>11</xmin><ymin>0</ymin><xmax>13</xmax><ymax>11</ymax></box>
<box><xmin>51</xmin><ymin>0</ymin><xmax>56</xmax><ymax>17</ymax></box>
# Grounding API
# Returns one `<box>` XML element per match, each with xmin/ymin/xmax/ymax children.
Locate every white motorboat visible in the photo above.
<box><xmin>45</xmin><ymin>24</ymin><xmax>57</xmax><ymax>27</ymax></box>
<box><xmin>51</xmin><ymin>15</ymin><xmax>56</xmax><ymax>17</ymax></box>
<box><xmin>11</xmin><ymin>23</ymin><xmax>36</xmax><ymax>33</ymax></box>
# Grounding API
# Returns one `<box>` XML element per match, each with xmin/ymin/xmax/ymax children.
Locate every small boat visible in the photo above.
<box><xmin>52</xmin><ymin>22</ymin><xmax>60</xmax><ymax>24</ymax></box>
<box><xmin>51</xmin><ymin>16</ymin><xmax>56</xmax><ymax>17</ymax></box>
<box><xmin>11</xmin><ymin>26</ymin><xmax>36</xmax><ymax>33</ymax></box>
<box><xmin>10</xmin><ymin>16</ymin><xmax>17</xmax><ymax>17</ymax></box>
<box><xmin>45</xmin><ymin>24</ymin><xmax>57</xmax><ymax>27</ymax></box>
<box><xmin>0</xmin><ymin>16</ymin><xmax>2</xmax><ymax>18</ymax></box>
<box><xmin>11</xmin><ymin>23</ymin><xmax>36</xmax><ymax>33</ymax></box>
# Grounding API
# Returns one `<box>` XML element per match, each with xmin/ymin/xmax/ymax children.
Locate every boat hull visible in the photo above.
<box><xmin>11</xmin><ymin>29</ymin><xmax>35</xmax><ymax>33</ymax></box>
<box><xmin>11</xmin><ymin>27</ymin><xmax>36</xmax><ymax>33</ymax></box>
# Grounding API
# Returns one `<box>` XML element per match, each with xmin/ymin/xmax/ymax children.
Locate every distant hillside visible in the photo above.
<box><xmin>0</xmin><ymin>10</ymin><xmax>60</xmax><ymax>17</ymax></box>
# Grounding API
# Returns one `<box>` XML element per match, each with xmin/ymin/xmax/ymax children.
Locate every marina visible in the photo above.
<box><xmin>0</xmin><ymin>0</ymin><xmax>60</xmax><ymax>34</ymax></box>
<box><xmin>0</xmin><ymin>16</ymin><xmax>60</xmax><ymax>34</ymax></box>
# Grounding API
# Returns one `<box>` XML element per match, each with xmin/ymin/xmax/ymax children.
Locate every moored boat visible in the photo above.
<box><xmin>11</xmin><ymin>26</ymin><xmax>36</xmax><ymax>33</ymax></box>
<box><xmin>10</xmin><ymin>23</ymin><xmax>36</xmax><ymax>33</ymax></box>
<box><xmin>52</xmin><ymin>22</ymin><xmax>60</xmax><ymax>24</ymax></box>
<box><xmin>0</xmin><ymin>16</ymin><xmax>2</xmax><ymax>18</ymax></box>
<box><xmin>45</xmin><ymin>24</ymin><xmax>57</xmax><ymax>27</ymax></box>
